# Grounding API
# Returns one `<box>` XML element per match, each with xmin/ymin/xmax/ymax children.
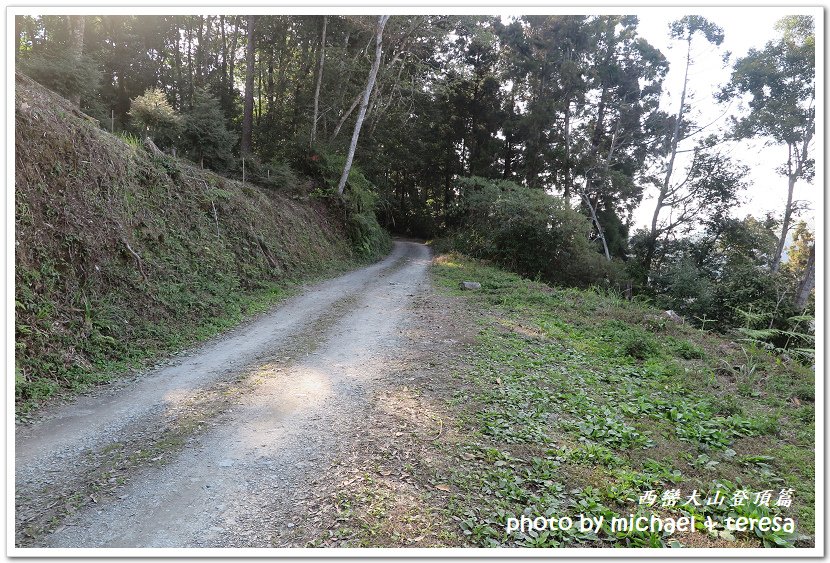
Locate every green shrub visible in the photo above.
<box><xmin>19</xmin><ymin>49</ymin><xmax>101</xmax><ymax>108</ymax></box>
<box><xmin>128</xmin><ymin>87</ymin><xmax>182</xmax><ymax>150</ymax></box>
<box><xmin>265</xmin><ymin>161</ymin><xmax>302</xmax><ymax>192</ymax></box>
<box><xmin>653</xmin><ymin>257</ymin><xmax>716</xmax><ymax>321</ymax></box>
<box><xmin>444</xmin><ymin>176</ymin><xmax>614</xmax><ymax>287</ymax></box>
<box><xmin>622</xmin><ymin>334</ymin><xmax>659</xmax><ymax>360</ymax></box>
<box><xmin>304</xmin><ymin>150</ymin><xmax>391</xmax><ymax>259</ymax></box>
<box><xmin>670</xmin><ymin>338</ymin><xmax>705</xmax><ymax>359</ymax></box>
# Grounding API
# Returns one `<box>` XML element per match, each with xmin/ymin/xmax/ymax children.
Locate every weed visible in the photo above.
<box><xmin>431</xmin><ymin>253</ymin><xmax>815</xmax><ymax>548</ymax></box>
<box><xmin>16</xmin><ymin>76</ymin><xmax>391</xmax><ymax>414</ymax></box>
<box><xmin>670</xmin><ymin>339</ymin><xmax>706</xmax><ymax>360</ymax></box>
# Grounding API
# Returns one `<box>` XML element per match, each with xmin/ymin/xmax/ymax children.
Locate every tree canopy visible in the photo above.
<box><xmin>15</xmin><ymin>12</ymin><xmax>816</xmax><ymax>339</ymax></box>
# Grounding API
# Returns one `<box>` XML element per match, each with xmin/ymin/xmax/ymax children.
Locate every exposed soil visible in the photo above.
<box><xmin>15</xmin><ymin>240</ymin><xmax>457</xmax><ymax>548</ymax></box>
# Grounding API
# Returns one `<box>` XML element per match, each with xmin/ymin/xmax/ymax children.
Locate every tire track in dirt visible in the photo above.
<box><xmin>15</xmin><ymin>241</ymin><xmax>431</xmax><ymax>548</ymax></box>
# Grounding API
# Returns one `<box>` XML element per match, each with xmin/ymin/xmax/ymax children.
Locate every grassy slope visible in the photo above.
<box><xmin>15</xmin><ymin>72</ymin><xmax>381</xmax><ymax>414</ymax></box>
<box><xmin>313</xmin><ymin>253</ymin><xmax>814</xmax><ymax>549</ymax></box>
<box><xmin>432</xmin><ymin>253</ymin><xmax>814</xmax><ymax>548</ymax></box>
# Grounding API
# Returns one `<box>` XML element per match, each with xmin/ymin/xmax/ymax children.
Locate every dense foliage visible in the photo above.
<box><xmin>442</xmin><ymin>177</ymin><xmax>616</xmax><ymax>287</ymax></box>
<box><xmin>14</xmin><ymin>73</ymin><xmax>364</xmax><ymax>411</ymax></box>
<box><xmin>181</xmin><ymin>87</ymin><xmax>237</xmax><ymax>169</ymax></box>
<box><xmin>128</xmin><ymin>87</ymin><xmax>182</xmax><ymax>149</ymax></box>
<box><xmin>15</xmin><ymin>13</ymin><xmax>815</xmax><ymax>358</ymax></box>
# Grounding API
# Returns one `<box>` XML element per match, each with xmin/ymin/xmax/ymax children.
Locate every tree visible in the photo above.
<box><xmin>643</xmin><ymin>16</ymin><xmax>726</xmax><ymax>275</ymax></box>
<box><xmin>442</xmin><ymin>17</ymin><xmax>504</xmax><ymax>178</ymax></box>
<box><xmin>66</xmin><ymin>15</ymin><xmax>85</xmax><ymax>107</ymax></box>
<box><xmin>310</xmin><ymin>16</ymin><xmax>327</xmax><ymax>144</ymax></box>
<box><xmin>573</xmin><ymin>16</ymin><xmax>668</xmax><ymax>261</ymax></box>
<box><xmin>506</xmin><ymin>15</ymin><xmax>591</xmax><ymax>191</ymax></box>
<box><xmin>128</xmin><ymin>87</ymin><xmax>182</xmax><ymax>149</ymax></box>
<box><xmin>19</xmin><ymin>16</ymin><xmax>100</xmax><ymax>112</ymax></box>
<box><xmin>336</xmin><ymin>15</ymin><xmax>389</xmax><ymax>195</ymax></box>
<box><xmin>784</xmin><ymin>221</ymin><xmax>815</xmax><ymax>309</ymax></box>
<box><xmin>182</xmin><ymin>87</ymin><xmax>236</xmax><ymax>169</ymax></box>
<box><xmin>719</xmin><ymin>15</ymin><xmax>815</xmax><ymax>272</ymax></box>
<box><xmin>241</xmin><ymin>15</ymin><xmax>256</xmax><ymax>154</ymax></box>
<box><xmin>654</xmin><ymin>137</ymin><xmax>747</xmax><ymax>272</ymax></box>
<box><xmin>650</xmin><ymin>215</ymin><xmax>781</xmax><ymax>328</ymax></box>
<box><xmin>794</xmin><ymin>245</ymin><xmax>815</xmax><ymax>309</ymax></box>
<box><xmin>449</xmin><ymin>176</ymin><xmax>612</xmax><ymax>286</ymax></box>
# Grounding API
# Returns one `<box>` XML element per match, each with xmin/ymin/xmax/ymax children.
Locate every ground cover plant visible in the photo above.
<box><xmin>15</xmin><ymin>73</ymin><xmax>389</xmax><ymax>415</ymax></box>
<box><xmin>430</xmin><ymin>253</ymin><xmax>814</xmax><ymax>548</ymax></box>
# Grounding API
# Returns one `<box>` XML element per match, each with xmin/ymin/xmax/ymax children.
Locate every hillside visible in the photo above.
<box><xmin>15</xmin><ymin>72</ymin><xmax>371</xmax><ymax>412</ymax></box>
<box><xmin>13</xmin><ymin>13</ymin><xmax>815</xmax><ymax>553</ymax></box>
<box><xmin>300</xmin><ymin>253</ymin><xmax>815</xmax><ymax>548</ymax></box>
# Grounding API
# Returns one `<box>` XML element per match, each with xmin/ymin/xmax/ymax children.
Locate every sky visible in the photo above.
<box><xmin>629</xmin><ymin>8</ymin><xmax>818</xmax><ymax>233</ymax></box>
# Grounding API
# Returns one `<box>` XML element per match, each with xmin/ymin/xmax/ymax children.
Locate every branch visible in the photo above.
<box><xmin>330</xmin><ymin>92</ymin><xmax>362</xmax><ymax>142</ymax></box>
<box><xmin>679</xmin><ymin>100</ymin><xmax>734</xmax><ymax>141</ymax></box>
<box><xmin>121</xmin><ymin>238</ymin><xmax>148</xmax><ymax>280</ymax></box>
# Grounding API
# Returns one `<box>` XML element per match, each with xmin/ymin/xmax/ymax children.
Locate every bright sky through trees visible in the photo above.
<box><xmin>633</xmin><ymin>8</ymin><xmax>818</xmax><ymax>231</ymax></box>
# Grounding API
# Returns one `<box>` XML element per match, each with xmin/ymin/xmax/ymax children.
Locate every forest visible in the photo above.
<box><xmin>13</xmin><ymin>11</ymin><xmax>819</xmax><ymax>551</ymax></box>
<box><xmin>15</xmin><ymin>14</ymin><xmax>816</xmax><ymax>354</ymax></box>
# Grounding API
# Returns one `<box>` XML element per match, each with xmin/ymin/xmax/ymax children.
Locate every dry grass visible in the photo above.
<box><xmin>15</xmin><ymin>71</ymin><xmax>360</xmax><ymax>412</ymax></box>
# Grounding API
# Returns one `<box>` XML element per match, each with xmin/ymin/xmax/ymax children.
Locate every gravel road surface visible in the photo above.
<box><xmin>15</xmin><ymin>240</ymin><xmax>432</xmax><ymax>548</ymax></box>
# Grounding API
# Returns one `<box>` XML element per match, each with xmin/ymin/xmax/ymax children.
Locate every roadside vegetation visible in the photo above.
<box><xmin>15</xmin><ymin>73</ymin><xmax>389</xmax><ymax>415</ymax></box>
<box><xmin>433</xmin><ymin>254</ymin><xmax>814</xmax><ymax>548</ymax></box>
<box><xmin>311</xmin><ymin>253</ymin><xmax>813</xmax><ymax>549</ymax></box>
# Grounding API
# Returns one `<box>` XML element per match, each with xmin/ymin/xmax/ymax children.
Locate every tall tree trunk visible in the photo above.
<box><xmin>24</xmin><ymin>17</ymin><xmax>38</xmax><ymax>50</ymax></box>
<box><xmin>333</xmin><ymin>29</ymin><xmax>352</xmax><ymax>131</ymax></box>
<box><xmin>503</xmin><ymin>85</ymin><xmax>515</xmax><ymax>178</ymax></box>
<box><xmin>795</xmin><ymin>244</ymin><xmax>815</xmax><ymax>308</ymax></box>
<box><xmin>195</xmin><ymin>16</ymin><xmax>204</xmax><ymax>86</ymax></box>
<box><xmin>527</xmin><ymin>56</ymin><xmax>548</xmax><ymax>189</ymax></box>
<box><xmin>273</xmin><ymin>21</ymin><xmax>289</xmax><ymax>122</ymax></box>
<box><xmin>330</xmin><ymin>92</ymin><xmax>361</xmax><ymax>142</ymax></box>
<box><xmin>67</xmin><ymin>15</ymin><xmax>85</xmax><ymax>107</ymax></box>
<box><xmin>445</xmin><ymin>143</ymin><xmax>454</xmax><ymax>208</ymax></box>
<box><xmin>771</xmin><ymin>140</ymin><xmax>812</xmax><ymax>272</ymax></box>
<box><xmin>228</xmin><ymin>17</ymin><xmax>240</xmax><ymax>108</ymax></box>
<box><xmin>202</xmin><ymin>16</ymin><xmax>213</xmax><ymax>84</ymax></box>
<box><xmin>15</xmin><ymin>16</ymin><xmax>22</xmax><ymax>50</ymax></box>
<box><xmin>581</xmin><ymin>119</ymin><xmax>620</xmax><ymax>262</ymax></box>
<box><xmin>772</xmin><ymin>173</ymin><xmax>797</xmax><ymax>273</ymax></box>
<box><xmin>563</xmin><ymin>99</ymin><xmax>572</xmax><ymax>199</ymax></box>
<box><xmin>581</xmin><ymin>192</ymin><xmax>612</xmax><ymax>261</ymax></box>
<box><xmin>172</xmin><ymin>17</ymin><xmax>183</xmax><ymax>109</ymax></box>
<box><xmin>290</xmin><ymin>34</ymin><xmax>314</xmax><ymax>138</ymax></box>
<box><xmin>220</xmin><ymin>15</ymin><xmax>228</xmax><ymax>98</ymax></box>
<box><xmin>186</xmin><ymin>18</ymin><xmax>194</xmax><ymax>106</ymax></box>
<box><xmin>241</xmin><ymin>15</ymin><xmax>256</xmax><ymax>155</ymax></box>
<box><xmin>645</xmin><ymin>32</ymin><xmax>692</xmax><ymax>275</ymax></box>
<box><xmin>589</xmin><ymin>18</ymin><xmax>616</xmax><ymax>150</ymax></box>
<box><xmin>311</xmin><ymin>16</ymin><xmax>328</xmax><ymax>144</ymax></box>
<box><xmin>337</xmin><ymin>15</ymin><xmax>389</xmax><ymax>195</ymax></box>
<box><xmin>578</xmin><ymin>22</ymin><xmax>617</xmax><ymax>255</ymax></box>
<box><xmin>256</xmin><ymin>63</ymin><xmax>263</xmax><ymax>126</ymax></box>
<box><xmin>266</xmin><ymin>43</ymin><xmax>275</xmax><ymax>109</ymax></box>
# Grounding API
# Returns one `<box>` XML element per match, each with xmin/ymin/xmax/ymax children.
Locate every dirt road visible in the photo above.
<box><xmin>16</xmin><ymin>241</ymin><xmax>434</xmax><ymax>548</ymax></box>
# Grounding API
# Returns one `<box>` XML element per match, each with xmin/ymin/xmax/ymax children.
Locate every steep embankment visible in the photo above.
<box><xmin>15</xmin><ymin>72</ymin><xmax>361</xmax><ymax>412</ymax></box>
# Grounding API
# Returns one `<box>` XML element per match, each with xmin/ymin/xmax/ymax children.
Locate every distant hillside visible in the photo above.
<box><xmin>14</xmin><ymin>72</ymin><xmax>361</xmax><ymax>411</ymax></box>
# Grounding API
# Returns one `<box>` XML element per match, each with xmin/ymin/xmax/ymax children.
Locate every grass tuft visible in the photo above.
<box><xmin>432</xmin><ymin>252</ymin><xmax>814</xmax><ymax>548</ymax></box>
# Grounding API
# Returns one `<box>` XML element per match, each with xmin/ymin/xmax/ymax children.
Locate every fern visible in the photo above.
<box><xmin>736</xmin><ymin>327</ymin><xmax>777</xmax><ymax>340</ymax></box>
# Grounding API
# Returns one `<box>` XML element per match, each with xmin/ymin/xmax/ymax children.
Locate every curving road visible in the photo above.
<box><xmin>15</xmin><ymin>240</ymin><xmax>432</xmax><ymax>549</ymax></box>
